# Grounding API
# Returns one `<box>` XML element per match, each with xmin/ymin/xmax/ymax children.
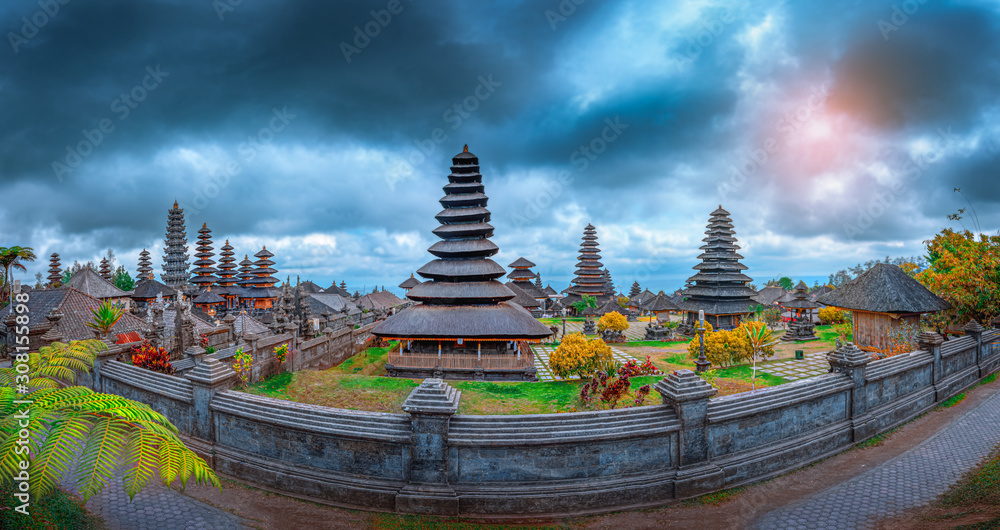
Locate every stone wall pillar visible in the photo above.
<box><xmin>183</xmin><ymin>358</ymin><xmax>235</xmax><ymax>460</ymax></box>
<box><xmin>828</xmin><ymin>341</ymin><xmax>873</xmax><ymax>440</ymax></box>
<box><xmin>653</xmin><ymin>369</ymin><xmax>722</xmax><ymax>498</ymax></box>
<box><xmin>964</xmin><ymin>320</ymin><xmax>985</xmax><ymax>376</ymax></box>
<box><xmin>396</xmin><ymin>379</ymin><xmax>461</xmax><ymax>515</ymax></box>
<box><xmin>917</xmin><ymin>332</ymin><xmax>945</xmax><ymax>398</ymax></box>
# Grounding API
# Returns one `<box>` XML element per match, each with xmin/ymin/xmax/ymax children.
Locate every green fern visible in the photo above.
<box><xmin>0</xmin><ymin>340</ymin><xmax>221</xmax><ymax>501</ymax></box>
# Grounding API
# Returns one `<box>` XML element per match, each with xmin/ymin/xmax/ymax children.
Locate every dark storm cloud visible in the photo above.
<box><xmin>1</xmin><ymin>0</ymin><xmax>998</xmax><ymax>289</ymax></box>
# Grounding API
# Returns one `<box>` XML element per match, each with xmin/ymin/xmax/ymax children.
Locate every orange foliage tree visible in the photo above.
<box><xmin>916</xmin><ymin>229</ymin><xmax>1000</xmax><ymax>327</ymax></box>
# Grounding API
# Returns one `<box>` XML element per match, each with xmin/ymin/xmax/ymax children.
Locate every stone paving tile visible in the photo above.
<box><xmin>754</xmin><ymin>386</ymin><xmax>1000</xmax><ymax>529</ymax></box>
<box><xmin>759</xmin><ymin>352</ymin><xmax>830</xmax><ymax>381</ymax></box>
<box><xmin>62</xmin><ymin>474</ymin><xmax>247</xmax><ymax>529</ymax></box>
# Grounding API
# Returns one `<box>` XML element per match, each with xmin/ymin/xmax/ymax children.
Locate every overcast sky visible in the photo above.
<box><xmin>2</xmin><ymin>0</ymin><xmax>997</xmax><ymax>295</ymax></box>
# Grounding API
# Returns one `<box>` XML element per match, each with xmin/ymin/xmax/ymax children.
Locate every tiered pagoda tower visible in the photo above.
<box><xmin>507</xmin><ymin>257</ymin><xmax>547</xmax><ymax>303</ymax></box>
<box><xmin>47</xmin><ymin>253</ymin><xmax>62</xmax><ymax>288</ymax></box>
<box><xmin>563</xmin><ymin>224</ymin><xmax>610</xmax><ymax>309</ymax></box>
<box><xmin>241</xmin><ymin>246</ymin><xmax>279</xmax><ymax>310</ymax></box>
<box><xmin>99</xmin><ymin>258</ymin><xmax>112</xmax><ymax>281</ymax></box>
<box><xmin>214</xmin><ymin>239</ymin><xmax>240</xmax><ymax>310</ymax></box>
<box><xmin>189</xmin><ymin>223</ymin><xmax>219</xmax><ymax>290</ymax></box>
<box><xmin>161</xmin><ymin>201</ymin><xmax>190</xmax><ymax>289</ymax></box>
<box><xmin>629</xmin><ymin>281</ymin><xmax>641</xmax><ymax>299</ymax></box>
<box><xmin>603</xmin><ymin>268</ymin><xmax>614</xmax><ymax>296</ymax></box>
<box><xmin>678</xmin><ymin>206</ymin><xmax>755</xmax><ymax>330</ymax></box>
<box><xmin>136</xmin><ymin>249</ymin><xmax>153</xmax><ymax>280</ymax></box>
<box><xmin>373</xmin><ymin>145</ymin><xmax>550</xmax><ymax>381</ymax></box>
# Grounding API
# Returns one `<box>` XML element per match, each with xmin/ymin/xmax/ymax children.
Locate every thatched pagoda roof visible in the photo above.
<box><xmin>644</xmin><ymin>291</ymin><xmax>681</xmax><ymax>312</ymax></box>
<box><xmin>815</xmin><ymin>263</ymin><xmax>951</xmax><ymax>314</ymax></box>
<box><xmin>508</xmin><ymin>257</ymin><xmax>536</xmax><ymax>268</ymax></box>
<box><xmin>505</xmin><ymin>282</ymin><xmax>541</xmax><ymax>309</ymax></box>
<box><xmin>373</xmin><ymin>146</ymin><xmax>550</xmax><ymax>340</ymax></box>
<box><xmin>67</xmin><ymin>268</ymin><xmax>127</xmax><ymax>299</ymax></box>
<box><xmin>399</xmin><ymin>274</ymin><xmax>421</xmax><ymax>289</ymax></box>
<box><xmin>677</xmin><ymin>206</ymin><xmax>755</xmax><ymax>316</ymax></box>
<box><xmin>782</xmin><ymin>281</ymin><xmax>821</xmax><ymax>310</ymax></box>
<box><xmin>753</xmin><ymin>285</ymin><xmax>786</xmax><ymax>305</ymax></box>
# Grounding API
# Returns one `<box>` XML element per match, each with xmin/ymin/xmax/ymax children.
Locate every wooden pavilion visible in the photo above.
<box><xmin>373</xmin><ymin>146</ymin><xmax>551</xmax><ymax>381</ymax></box>
<box><xmin>816</xmin><ymin>263</ymin><xmax>951</xmax><ymax>352</ymax></box>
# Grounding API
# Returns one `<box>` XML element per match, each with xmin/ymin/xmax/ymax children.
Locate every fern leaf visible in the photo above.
<box><xmin>122</xmin><ymin>428</ymin><xmax>160</xmax><ymax>501</ymax></box>
<box><xmin>74</xmin><ymin>415</ymin><xmax>128</xmax><ymax>501</ymax></box>
<box><xmin>29</xmin><ymin>415</ymin><xmax>93</xmax><ymax>498</ymax></box>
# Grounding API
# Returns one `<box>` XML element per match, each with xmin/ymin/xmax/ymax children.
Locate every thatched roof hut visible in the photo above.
<box><xmin>753</xmin><ymin>285</ymin><xmax>786</xmax><ymax>306</ymax></box>
<box><xmin>816</xmin><ymin>263</ymin><xmax>951</xmax><ymax>352</ymax></box>
<box><xmin>644</xmin><ymin>291</ymin><xmax>681</xmax><ymax>323</ymax></box>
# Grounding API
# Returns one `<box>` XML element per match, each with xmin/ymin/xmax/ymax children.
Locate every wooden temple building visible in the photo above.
<box><xmin>563</xmin><ymin>223</ymin><xmax>612</xmax><ymax>311</ymax></box>
<box><xmin>678</xmin><ymin>206</ymin><xmax>755</xmax><ymax>330</ymax></box>
<box><xmin>373</xmin><ymin>145</ymin><xmax>551</xmax><ymax>381</ymax></box>
<box><xmin>816</xmin><ymin>263</ymin><xmax>951</xmax><ymax>352</ymax></box>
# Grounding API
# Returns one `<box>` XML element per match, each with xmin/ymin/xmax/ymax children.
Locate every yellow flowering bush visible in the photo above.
<box><xmin>686</xmin><ymin>322</ymin><xmax>771</xmax><ymax>367</ymax></box>
<box><xmin>818</xmin><ymin>306</ymin><xmax>847</xmax><ymax>324</ymax></box>
<box><xmin>597</xmin><ymin>311</ymin><xmax>628</xmax><ymax>333</ymax></box>
<box><xmin>548</xmin><ymin>333</ymin><xmax>613</xmax><ymax>378</ymax></box>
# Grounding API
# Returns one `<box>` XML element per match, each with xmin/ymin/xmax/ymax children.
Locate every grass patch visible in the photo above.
<box><xmin>367</xmin><ymin>513</ymin><xmax>568</xmax><ymax>529</ymax></box>
<box><xmin>976</xmin><ymin>372</ymin><xmax>999</xmax><ymax>387</ymax></box>
<box><xmin>697</xmin><ymin>365</ymin><xmax>787</xmax><ymax>396</ymax></box>
<box><xmin>940</xmin><ymin>449</ymin><xmax>1000</xmax><ymax>508</ymax></box>
<box><xmin>856</xmin><ymin>425</ymin><xmax>903</xmax><ymax>449</ymax></box>
<box><xmin>0</xmin><ymin>482</ymin><xmax>104</xmax><ymax>530</ymax></box>
<box><xmin>247</xmin><ymin>371</ymin><xmax>293</xmax><ymax>398</ymax></box>
<box><xmin>937</xmin><ymin>393</ymin><xmax>967</xmax><ymax>409</ymax></box>
<box><xmin>328</xmin><ymin>344</ymin><xmax>395</xmax><ymax>375</ymax></box>
<box><xmin>539</xmin><ymin>317</ymin><xmax>586</xmax><ymax>324</ymax></box>
<box><xmin>454</xmin><ymin>375</ymin><xmax>662</xmax><ymax>415</ymax></box>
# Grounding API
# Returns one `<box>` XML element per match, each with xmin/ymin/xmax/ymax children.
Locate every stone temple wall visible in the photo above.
<box><xmin>93</xmin><ymin>325</ymin><xmax>1000</xmax><ymax>516</ymax></box>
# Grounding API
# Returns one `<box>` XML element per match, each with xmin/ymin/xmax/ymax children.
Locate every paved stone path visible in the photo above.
<box><xmin>558</xmin><ymin>320</ymin><xmax>652</xmax><ymax>342</ymax></box>
<box><xmin>758</xmin><ymin>351</ymin><xmax>830</xmax><ymax>381</ymax></box>
<box><xmin>532</xmin><ymin>344</ymin><xmax>640</xmax><ymax>382</ymax></box>
<box><xmin>754</xmin><ymin>386</ymin><xmax>1000</xmax><ymax>529</ymax></box>
<box><xmin>62</xmin><ymin>476</ymin><xmax>247</xmax><ymax>529</ymax></box>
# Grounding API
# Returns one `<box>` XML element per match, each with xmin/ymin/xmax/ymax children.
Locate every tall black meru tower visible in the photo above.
<box><xmin>678</xmin><ymin>205</ymin><xmax>755</xmax><ymax>330</ymax></box>
<box><xmin>162</xmin><ymin>201</ymin><xmax>190</xmax><ymax>289</ymax></box>
<box><xmin>372</xmin><ymin>145</ymin><xmax>550</xmax><ymax>380</ymax></box>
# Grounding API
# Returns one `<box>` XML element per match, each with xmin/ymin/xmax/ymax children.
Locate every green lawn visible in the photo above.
<box><xmin>453</xmin><ymin>376</ymin><xmax>662</xmax><ymax>415</ymax></box>
<box><xmin>539</xmin><ymin>317</ymin><xmax>586</xmax><ymax>324</ymax></box>
<box><xmin>626</xmin><ymin>340</ymin><xmax>688</xmax><ymax>348</ymax></box>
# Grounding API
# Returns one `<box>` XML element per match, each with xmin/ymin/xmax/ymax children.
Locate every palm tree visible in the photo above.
<box><xmin>0</xmin><ymin>340</ymin><xmax>220</xmax><ymax>500</ymax></box>
<box><xmin>742</xmin><ymin>321</ymin><xmax>779</xmax><ymax>391</ymax></box>
<box><xmin>0</xmin><ymin>246</ymin><xmax>37</xmax><ymax>305</ymax></box>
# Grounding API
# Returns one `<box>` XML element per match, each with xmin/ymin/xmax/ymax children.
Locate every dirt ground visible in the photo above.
<box><xmin>173</xmin><ymin>376</ymin><xmax>1000</xmax><ymax>529</ymax></box>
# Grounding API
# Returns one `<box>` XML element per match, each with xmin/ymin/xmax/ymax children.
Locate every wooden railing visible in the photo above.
<box><xmin>388</xmin><ymin>348</ymin><xmax>534</xmax><ymax>370</ymax></box>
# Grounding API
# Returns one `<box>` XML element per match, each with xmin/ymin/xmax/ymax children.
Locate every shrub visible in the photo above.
<box><xmin>130</xmin><ymin>340</ymin><xmax>174</xmax><ymax>375</ymax></box>
<box><xmin>686</xmin><ymin>322</ymin><xmax>772</xmax><ymax>368</ymax></box>
<box><xmin>818</xmin><ymin>306</ymin><xmax>847</xmax><ymax>325</ymax></box>
<box><xmin>232</xmin><ymin>347</ymin><xmax>253</xmax><ymax>387</ymax></box>
<box><xmin>548</xmin><ymin>333</ymin><xmax>613</xmax><ymax>378</ymax></box>
<box><xmin>597</xmin><ymin>311</ymin><xmax>628</xmax><ymax>333</ymax></box>
<box><xmin>274</xmin><ymin>343</ymin><xmax>289</xmax><ymax>364</ymax></box>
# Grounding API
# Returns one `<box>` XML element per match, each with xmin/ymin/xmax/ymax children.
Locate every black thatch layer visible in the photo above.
<box><xmin>782</xmin><ymin>281</ymin><xmax>821</xmax><ymax>310</ymax></box>
<box><xmin>644</xmin><ymin>292</ymin><xmax>681</xmax><ymax>312</ymax></box>
<box><xmin>506</xmin><ymin>282</ymin><xmax>541</xmax><ymax>309</ymax></box>
<box><xmin>373</xmin><ymin>146</ymin><xmax>550</xmax><ymax>340</ymax></box>
<box><xmin>399</xmin><ymin>274</ymin><xmax>421</xmax><ymax>289</ymax></box>
<box><xmin>565</xmin><ymin>223</ymin><xmax>610</xmax><ymax>298</ymax></box>
<box><xmin>752</xmin><ymin>285</ymin><xmax>786</xmax><ymax>305</ymax></box>
<box><xmin>815</xmin><ymin>263</ymin><xmax>951</xmax><ymax>313</ymax></box>
<box><xmin>677</xmin><ymin>206</ymin><xmax>755</xmax><ymax>317</ymax></box>
<box><xmin>131</xmin><ymin>277</ymin><xmax>175</xmax><ymax>299</ymax></box>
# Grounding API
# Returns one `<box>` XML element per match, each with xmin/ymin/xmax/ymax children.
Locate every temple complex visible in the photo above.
<box><xmin>677</xmin><ymin>206</ymin><xmax>755</xmax><ymax>330</ymax></box>
<box><xmin>373</xmin><ymin>146</ymin><xmax>550</xmax><ymax>381</ymax></box>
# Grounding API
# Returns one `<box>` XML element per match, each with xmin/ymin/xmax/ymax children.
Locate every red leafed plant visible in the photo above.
<box><xmin>130</xmin><ymin>340</ymin><xmax>174</xmax><ymax>375</ymax></box>
<box><xmin>580</xmin><ymin>357</ymin><xmax>659</xmax><ymax>410</ymax></box>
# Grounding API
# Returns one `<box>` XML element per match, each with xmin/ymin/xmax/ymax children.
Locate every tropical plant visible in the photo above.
<box><xmin>570</xmin><ymin>294</ymin><xmax>598</xmax><ymax>315</ymax></box>
<box><xmin>776</xmin><ymin>276</ymin><xmax>794</xmax><ymax>291</ymax></box>
<box><xmin>685</xmin><ymin>321</ymin><xmax>775</xmax><ymax>368</ymax></box>
<box><xmin>112</xmin><ymin>266</ymin><xmax>134</xmax><ymax>291</ymax></box>
<box><xmin>548</xmin><ymin>333</ymin><xmax>612</xmax><ymax>378</ymax></box>
<box><xmin>130</xmin><ymin>340</ymin><xmax>174</xmax><ymax>375</ymax></box>
<box><xmin>742</xmin><ymin>321</ymin><xmax>780</xmax><ymax>390</ymax></box>
<box><xmin>0</xmin><ymin>339</ymin><xmax>220</xmax><ymax>502</ymax></box>
<box><xmin>0</xmin><ymin>246</ymin><xmax>36</xmax><ymax>306</ymax></box>
<box><xmin>818</xmin><ymin>306</ymin><xmax>848</xmax><ymax>325</ymax></box>
<box><xmin>85</xmin><ymin>299</ymin><xmax>125</xmax><ymax>337</ymax></box>
<box><xmin>232</xmin><ymin>348</ymin><xmax>253</xmax><ymax>387</ymax></box>
<box><xmin>273</xmin><ymin>343</ymin><xmax>289</xmax><ymax>364</ymax></box>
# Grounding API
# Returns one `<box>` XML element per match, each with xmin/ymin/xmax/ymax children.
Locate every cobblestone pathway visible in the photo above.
<box><xmin>754</xmin><ymin>386</ymin><xmax>1000</xmax><ymax>529</ymax></box>
<box><xmin>758</xmin><ymin>352</ymin><xmax>830</xmax><ymax>381</ymax></box>
<box><xmin>64</xmin><ymin>476</ymin><xmax>247</xmax><ymax>529</ymax></box>
<box><xmin>532</xmin><ymin>344</ymin><xmax>640</xmax><ymax>382</ymax></box>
